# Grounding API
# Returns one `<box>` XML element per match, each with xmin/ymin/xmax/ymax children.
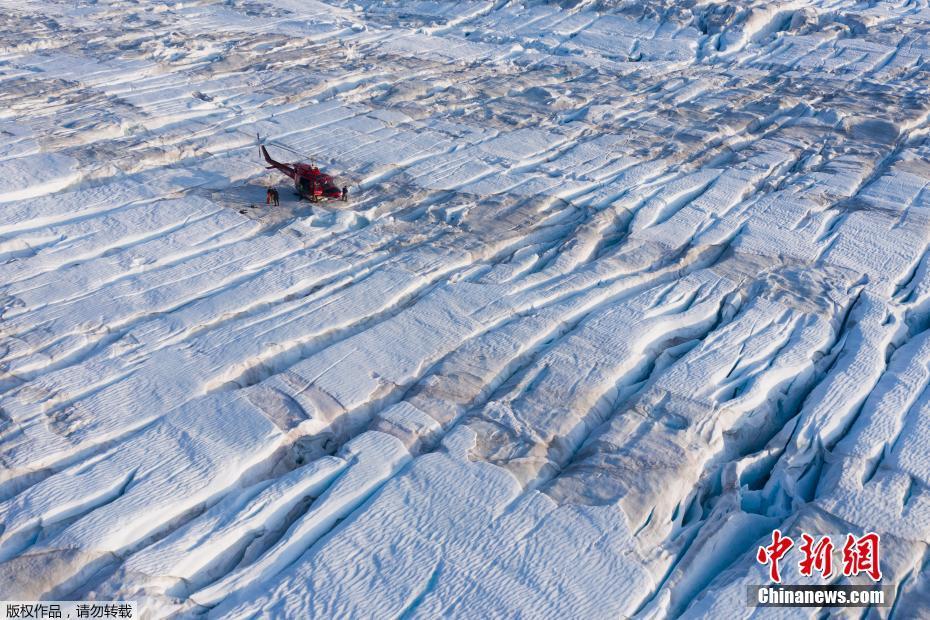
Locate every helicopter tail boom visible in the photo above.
<box><xmin>260</xmin><ymin>145</ymin><xmax>297</xmax><ymax>179</ymax></box>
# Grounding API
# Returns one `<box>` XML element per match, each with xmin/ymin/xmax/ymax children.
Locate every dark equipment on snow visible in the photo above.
<box><xmin>261</xmin><ymin>144</ymin><xmax>343</xmax><ymax>202</ymax></box>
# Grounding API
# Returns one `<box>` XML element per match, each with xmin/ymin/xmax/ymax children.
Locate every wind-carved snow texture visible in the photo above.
<box><xmin>0</xmin><ymin>0</ymin><xmax>929</xmax><ymax>617</ymax></box>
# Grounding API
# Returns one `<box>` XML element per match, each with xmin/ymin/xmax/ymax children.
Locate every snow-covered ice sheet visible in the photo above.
<box><xmin>1</xmin><ymin>0</ymin><xmax>930</xmax><ymax>617</ymax></box>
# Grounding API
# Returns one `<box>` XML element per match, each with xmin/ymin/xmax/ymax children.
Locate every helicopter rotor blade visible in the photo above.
<box><xmin>265</xmin><ymin>139</ymin><xmax>318</xmax><ymax>164</ymax></box>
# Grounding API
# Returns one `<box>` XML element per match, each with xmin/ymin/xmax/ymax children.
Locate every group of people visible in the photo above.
<box><xmin>265</xmin><ymin>187</ymin><xmax>280</xmax><ymax>206</ymax></box>
<box><xmin>265</xmin><ymin>185</ymin><xmax>350</xmax><ymax>205</ymax></box>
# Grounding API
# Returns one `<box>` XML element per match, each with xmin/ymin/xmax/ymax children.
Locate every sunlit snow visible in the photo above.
<box><xmin>1</xmin><ymin>0</ymin><xmax>929</xmax><ymax>617</ymax></box>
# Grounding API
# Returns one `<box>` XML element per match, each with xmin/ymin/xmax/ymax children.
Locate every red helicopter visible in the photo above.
<box><xmin>260</xmin><ymin>143</ymin><xmax>345</xmax><ymax>202</ymax></box>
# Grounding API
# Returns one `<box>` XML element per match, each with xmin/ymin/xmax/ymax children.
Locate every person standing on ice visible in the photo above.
<box><xmin>272</xmin><ymin>187</ymin><xmax>280</xmax><ymax>206</ymax></box>
<box><xmin>266</xmin><ymin>187</ymin><xmax>274</xmax><ymax>205</ymax></box>
<box><xmin>341</xmin><ymin>186</ymin><xmax>349</xmax><ymax>202</ymax></box>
